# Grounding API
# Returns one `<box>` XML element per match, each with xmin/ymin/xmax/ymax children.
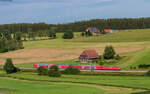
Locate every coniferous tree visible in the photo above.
<box><xmin>103</xmin><ymin>45</ymin><xmax>116</xmax><ymax>59</ymax></box>
<box><xmin>3</xmin><ymin>58</ymin><xmax>19</xmax><ymax>74</ymax></box>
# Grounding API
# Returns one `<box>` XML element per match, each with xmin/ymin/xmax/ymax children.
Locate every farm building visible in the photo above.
<box><xmin>105</xmin><ymin>29</ymin><xmax>117</xmax><ymax>33</ymax></box>
<box><xmin>86</xmin><ymin>27</ymin><xmax>100</xmax><ymax>36</ymax></box>
<box><xmin>79</xmin><ymin>50</ymin><xmax>99</xmax><ymax>63</ymax></box>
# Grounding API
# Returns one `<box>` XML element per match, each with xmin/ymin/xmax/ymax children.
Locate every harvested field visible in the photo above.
<box><xmin>0</xmin><ymin>48</ymin><xmax>143</xmax><ymax>65</ymax></box>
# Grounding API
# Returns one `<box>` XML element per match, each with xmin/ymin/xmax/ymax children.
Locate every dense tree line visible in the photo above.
<box><xmin>0</xmin><ymin>17</ymin><xmax>150</xmax><ymax>34</ymax></box>
<box><xmin>0</xmin><ymin>30</ymin><xmax>24</xmax><ymax>53</ymax></box>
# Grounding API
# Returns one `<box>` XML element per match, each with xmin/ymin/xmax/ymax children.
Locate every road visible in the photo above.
<box><xmin>19</xmin><ymin>67</ymin><xmax>148</xmax><ymax>73</ymax></box>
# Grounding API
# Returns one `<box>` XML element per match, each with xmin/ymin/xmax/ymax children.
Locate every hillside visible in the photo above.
<box><xmin>0</xmin><ymin>29</ymin><xmax>150</xmax><ymax>70</ymax></box>
<box><xmin>70</xmin><ymin>29</ymin><xmax>150</xmax><ymax>42</ymax></box>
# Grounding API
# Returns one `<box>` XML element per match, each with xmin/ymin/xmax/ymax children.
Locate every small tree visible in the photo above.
<box><xmin>103</xmin><ymin>45</ymin><xmax>116</xmax><ymax>59</ymax></box>
<box><xmin>48</xmin><ymin>65</ymin><xmax>61</xmax><ymax>77</ymax></box>
<box><xmin>63</xmin><ymin>30</ymin><xmax>74</xmax><ymax>39</ymax></box>
<box><xmin>3</xmin><ymin>58</ymin><xmax>19</xmax><ymax>74</ymax></box>
<box><xmin>63</xmin><ymin>66</ymin><xmax>80</xmax><ymax>75</ymax></box>
<box><xmin>37</xmin><ymin>67</ymin><xmax>48</xmax><ymax>75</ymax></box>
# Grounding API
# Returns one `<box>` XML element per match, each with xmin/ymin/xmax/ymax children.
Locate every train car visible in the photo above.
<box><xmin>33</xmin><ymin>64</ymin><xmax>120</xmax><ymax>71</ymax></box>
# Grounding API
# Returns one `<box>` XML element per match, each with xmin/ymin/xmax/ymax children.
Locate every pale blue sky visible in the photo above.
<box><xmin>0</xmin><ymin>0</ymin><xmax>150</xmax><ymax>24</ymax></box>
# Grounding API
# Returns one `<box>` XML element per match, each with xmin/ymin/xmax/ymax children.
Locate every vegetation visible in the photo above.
<box><xmin>37</xmin><ymin>67</ymin><xmax>48</xmax><ymax>75</ymax></box>
<box><xmin>103</xmin><ymin>45</ymin><xmax>116</xmax><ymax>59</ymax></box>
<box><xmin>0</xmin><ymin>17</ymin><xmax>150</xmax><ymax>34</ymax></box>
<box><xmin>70</xmin><ymin>29</ymin><xmax>150</xmax><ymax>42</ymax></box>
<box><xmin>63</xmin><ymin>30</ymin><xmax>74</xmax><ymax>39</ymax></box>
<box><xmin>146</xmin><ymin>70</ymin><xmax>150</xmax><ymax>76</ymax></box>
<box><xmin>0</xmin><ymin>30</ymin><xmax>24</xmax><ymax>53</ymax></box>
<box><xmin>3</xmin><ymin>58</ymin><xmax>20</xmax><ymax>74</ymax></box>
<box><xmin>0</xmin><ymin>77</ymin><xmax>105</xmax><ymax>94</ymax></box>
<box><xmin>48</xmin><ymin>65</ymin><xmax>61</xmax><ymax>77</ymax></box>
<box><xmin>62</xmin><ymin>66</ymin><xmax>80</xmax><ymax>75</ymax></box>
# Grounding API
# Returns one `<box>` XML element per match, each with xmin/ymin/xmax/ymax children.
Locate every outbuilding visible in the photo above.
<box><xmin>79</xmin><ymin>50</ymin><xmax>99</xmax><ymax>63</ymax></box>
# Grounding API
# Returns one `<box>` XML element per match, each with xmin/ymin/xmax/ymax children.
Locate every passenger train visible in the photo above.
<box><xmin>33</xmin><ymin>64</ymin><xmax>120</xmax><ymax>70</ymax></box>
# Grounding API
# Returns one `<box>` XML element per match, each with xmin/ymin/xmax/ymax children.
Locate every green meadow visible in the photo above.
<box><xmin>0</xmin><ymin>71</ymin><xmax>149</xmax><ymax>94</ymax></box>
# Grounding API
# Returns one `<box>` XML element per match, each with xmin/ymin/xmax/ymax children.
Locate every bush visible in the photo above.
<box><xmin>63</xmin><ymin>66</ymin><xmax>80</xmax><ymax>75</ymax></box>
<box><xmin>3</xmin><ymin>58</ymin><xmax>19</xmax><ymax>74</ymax></box>
<box><xmin>103</xmin><ymin>45</ymin><xmax>116</xmax><ymax>60</ymax></box>
<box><xmin>48</xmin><ymin>65</ymin><xmax>61</xmax><ymax>77</ymax></box>
<box><xmin>108</xmin><ymin>59</ymin><xmax>118</xmax><ymax>64</ymax></box>
<box><xmin>146</xmin><ymin>70</ymin><xmax>150</xmax><ymax>76</ymax></box>
<box><xmin>63</xmin><ymin>31</ymin><xmax>74</xmax><ymax>39</ymax></box>
<box><xmin>37</xmin><ymin>67</ymin><xmax>48</xmax><ymax>75</ymax></box>
<box><xmin>115</xmin><ymin>54</ymin><xmax>122</xmax><ymax>60</ymax></box>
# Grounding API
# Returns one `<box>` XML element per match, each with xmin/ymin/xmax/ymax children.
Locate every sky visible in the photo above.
<box><xmin>0</xmin><ymin>0</ymin><xmax>150</xmax><ymax>24</ymax></box>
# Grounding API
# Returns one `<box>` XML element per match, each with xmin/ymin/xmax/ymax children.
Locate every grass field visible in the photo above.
<box><xmin>70</xmin><ymin>29</ymin><xmax>150</xmax><ymax>42</ymax></box>
<box><xmin>0</xmin><ymin>70</ymin><xmax>149</xmax><ymax>94</ymax></box>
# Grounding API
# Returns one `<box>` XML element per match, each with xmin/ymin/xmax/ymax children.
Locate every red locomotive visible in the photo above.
<box><xmin>33</xmin><ymin>64</ymin><xmax>120</xmax><ymax>70</ymax></box>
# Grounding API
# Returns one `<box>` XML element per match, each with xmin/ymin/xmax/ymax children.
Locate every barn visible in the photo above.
<box><xmin>79</xmin><ymin>50</ymin><xmax>99</xmax><ymax>63</ymax></box>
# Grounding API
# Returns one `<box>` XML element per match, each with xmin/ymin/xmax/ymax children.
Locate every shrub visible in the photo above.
<box><xmin>63</xmin><ymin>66</ymin><xmax>80</xmax><ymax>75</ymax></box>
<box><xmin>108</xmin><ymin>59</ymin><xmax>118</xmax><ymax>64</ymax></box>
<box><xmin>3</xmin><ymin>58</ymin><xmax>19</xmax><ymax>74</ymax></box>
<box><xmin>48</xmin><ymin>65</ymin><xmax>61</xmax><ymax>77</ymax></box>
<box><xmin>37</xmin><ymin>67</ymin><xmax>48</xmax><ymax>75</ymax></box>
<box><xmin>103</xmin><ymin>45</ymin><xmax>116</xmax><ymax>59</ymax></box>
<box><xmin>63</xmin><ymin>31</ymin><xmax>74</xmax><ymax>39</ymax></box>
<box><xmin>115</xmin><ymin>54</ymin><xmax>122</xmax><ymax>60</ymax></box>
<box><xmin>146</xmin><ymin>70</ymin><xmax>150</xmax><ymax>76</ymax></box>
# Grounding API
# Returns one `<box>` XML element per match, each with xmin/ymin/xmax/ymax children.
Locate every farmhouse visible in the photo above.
<box><xmin>79</xmin><ymin>50</ymin><xmax>99</xmax><ymax>63</ymax></box>
<box><xmin>86</xmin><ymin>27</ymin><xmax>100</xmax><ymax>36</ymax></box>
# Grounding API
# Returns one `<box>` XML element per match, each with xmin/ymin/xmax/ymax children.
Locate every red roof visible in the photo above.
<box><xmin>105</xmin><ymin>29</ymin><xmax>111</xmax><ymax>33</ymax></box>
<box><xmin>80</xmin><ymin>50</ymin><xmax>99</xmax><ymax>59</ymax></box>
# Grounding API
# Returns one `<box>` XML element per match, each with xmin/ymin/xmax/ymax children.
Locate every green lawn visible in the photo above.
<box><xmin>1</xmin><ymin>72</ymin><xmax>150</xmax><ymax>90</ymax></box>
<box><xmin>0</xmin><ymin>78</ymin><xmax>105</xmax><ymax>94</ymax></box>
<box><xmin>0</xmin><ymin>71</ymin><xmax>148</xmax><ymax>94</ymax></box>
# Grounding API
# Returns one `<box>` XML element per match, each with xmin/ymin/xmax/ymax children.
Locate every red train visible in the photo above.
<box><xmin>33</xmin><ymin>64</ymin><xmax>120</xmax><ymax>70</ymax></box>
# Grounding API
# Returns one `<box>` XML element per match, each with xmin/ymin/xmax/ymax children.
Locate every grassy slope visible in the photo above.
<box><xmin>0</xmin><ymin>72</ymin><xmax>149</xmax><ymax>91</ymax></box>
<box><xmin>118</xmin><ymin>49</ymin><xmax>150</xmax><ymax>69</ymax></box>
<box><xmin>2</xmin><ymin>29</ymin><xmax>150</xmax><ymax>69</ymax></box>
<box><xmin>70</xmin><ymin>29</ymin><xmax>150</xmax><ymax>42</ymax></box>
<box><xmin>0</xmin><ymin>78</ymin><xmax>104</xmax><ymax>94</ymax></box>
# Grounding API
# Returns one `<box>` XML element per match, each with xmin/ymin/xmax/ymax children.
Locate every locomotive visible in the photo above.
<box><xmin>33</xmin><ymin>64</ymin><xmax>120</xmax><ymax>70</ymax></box>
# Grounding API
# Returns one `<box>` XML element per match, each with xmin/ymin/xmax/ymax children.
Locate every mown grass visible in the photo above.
<box><xmin>116</xmin><ymin>48</ymin><xmax>150</xmax><ymax>69</ymax></box>
<box><xmin>1</xmin><ymin>72</ymin><xmax>150</xmax><ymax>90</ymax></box>
<box><xmin>0</xmin><ymin>71</ymin><xmax>148</xmax><ymax>94</ymax></box>
<box><xmin>70</xmin><ymin>29</ymin><xmax>150</xmax><ymax>42</ymax></box>
<box><xmin>0</xmin><ymin>77</ymin><xmax>105</xmax><ymax>94</ymax></box>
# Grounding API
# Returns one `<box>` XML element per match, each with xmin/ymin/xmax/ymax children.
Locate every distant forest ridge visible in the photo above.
<box><xmin>0</xmin><ymin>17</ymin><xmax>150</xmax><ymax>33</ymax></box>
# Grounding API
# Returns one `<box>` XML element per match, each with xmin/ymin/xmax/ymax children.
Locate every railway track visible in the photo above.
<box><xmin>19</xmin><ymin>67</ymin><xmax>148</xmax><ymax>73</ymax></box>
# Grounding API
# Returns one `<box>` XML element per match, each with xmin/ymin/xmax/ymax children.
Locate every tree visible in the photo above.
<box><xmin>37</xmin><ymin>67</ymin><xmax>48</xmax><ymax>75</ymax></box>
<box><xmin>3</xmin><ymin>58</ymin><xmax>19</xmax><ymax>74</ymax></box>
<box><xmin>14</xmin><ymin>32</ymin><xmax>22</xmax><ymax>41</ymax></box>
<box><xmin>103</xmin><ymin>45</ymin><xmax>116</xmax><ymax>59</ymax></box>
<box><xmin>63</xmin><ymin>66</ymin><xmax>80</xmax><ymax>75</ymax></box>
<box><xmin>62</xmin><ymin>30</ymin><xmax>74</xmax><ymax>39</ymax></box>
<box><xmin>48</xmin><ymin>65</ymin><xmax>61</xmax><ymax>77</ymax></box>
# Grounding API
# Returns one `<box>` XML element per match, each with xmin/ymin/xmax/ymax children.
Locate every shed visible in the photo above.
<box><xmin>79</xmin><ymin>50</ymin><xmax>99</xmax><ymax>63</ymax></box>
